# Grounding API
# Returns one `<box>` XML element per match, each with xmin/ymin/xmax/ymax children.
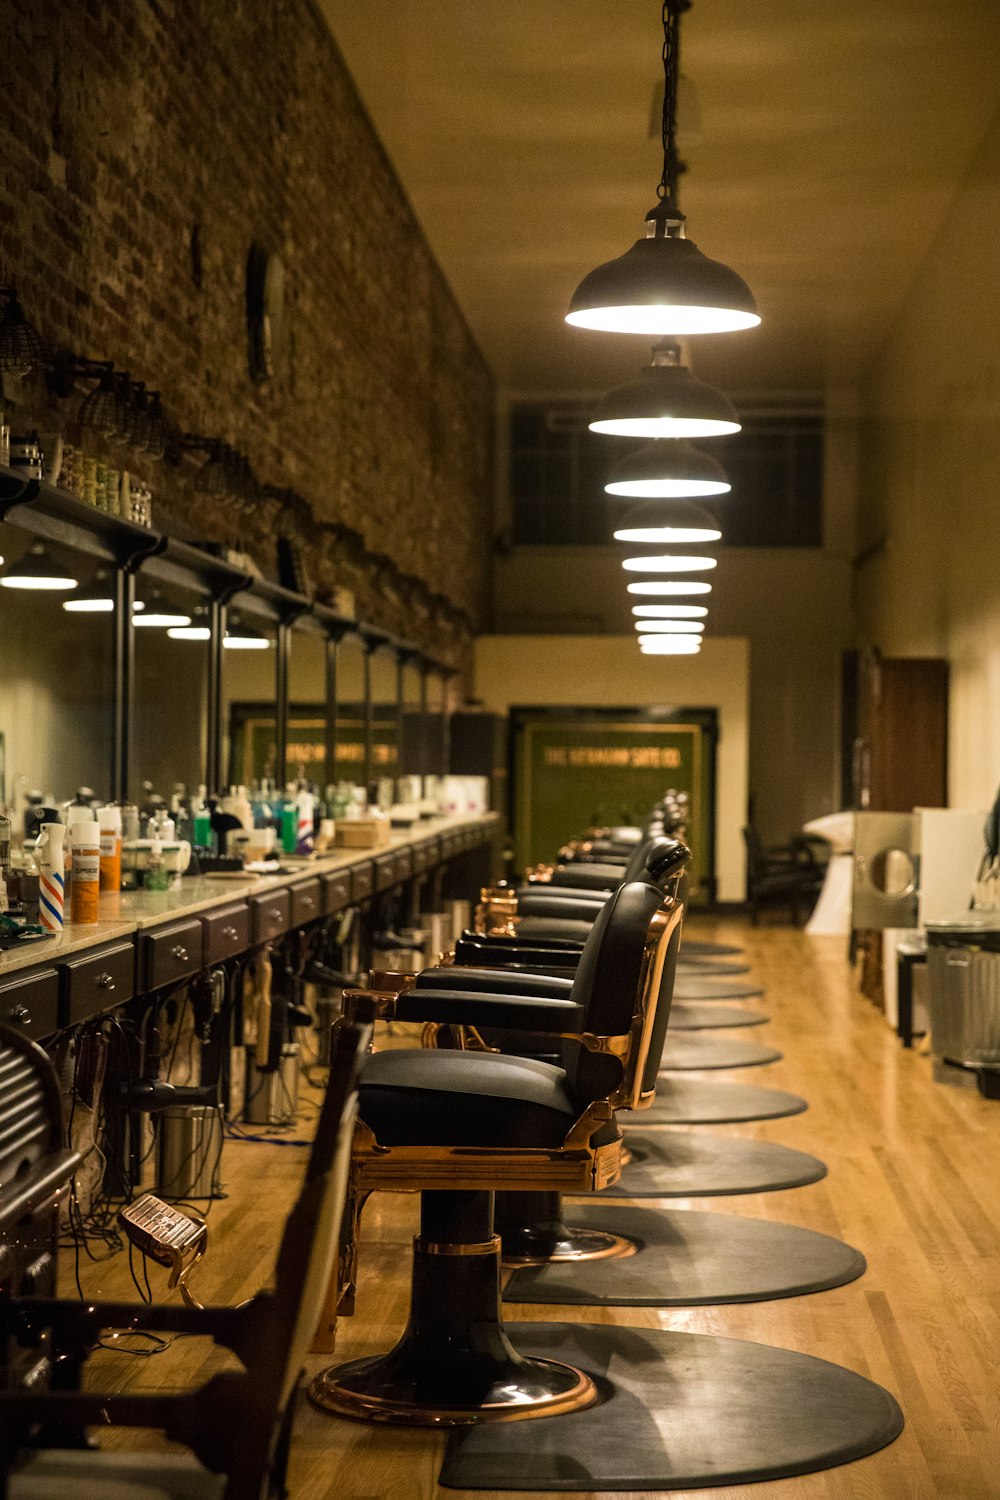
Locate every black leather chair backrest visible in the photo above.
<box><xmin>564</xmin><ymin>880</ymin><xmax>666</xmax><ymax>1105</ymax></box>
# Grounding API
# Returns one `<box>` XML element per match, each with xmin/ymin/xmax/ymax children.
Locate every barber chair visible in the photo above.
<box><xmin>400</xmin><ymin>844</ymin><xmax>690</xmax><ymax>1263</ymax></box>
<box><xmin>309</xmin><ymin>869</ymin><xmax>686</xmax><ymax>1427</ymax></box>
<box><xmin>0</xmin><ymin>1027</ymin><xmax>81</xmax><ymax>1395</ymax></box>
<box><xmin>0</xmin><ymin>1020</ymin><xmax>370</xmax><ymax>1500</ymax></box>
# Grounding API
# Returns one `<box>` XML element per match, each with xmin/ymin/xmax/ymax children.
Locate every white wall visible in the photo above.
<box><xmin>473</xmin><ymin>633</ymin><xmax>749</xmax><ymax>901</ymax></box>
<box><xmin>856</xmin><ymin>101</ymin><xmax>1000</xmax><ymax>810</ymax></box>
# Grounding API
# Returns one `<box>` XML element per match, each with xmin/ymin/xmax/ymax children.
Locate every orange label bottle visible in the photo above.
<box><xmin>69</xmin><ymin>822</ymin><xmax>101</xmax><ymax>924</ymax></box>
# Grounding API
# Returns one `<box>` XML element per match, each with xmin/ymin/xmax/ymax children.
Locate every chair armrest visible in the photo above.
<box><xmin>546</xmin><ymin>865</ymin><xmax>622</xmax><ymax>890</ymax></box>
<box><xmin>394</xmin><ymin>988</ymin><xmax>586</xmax><ymax>1032</ymax></box>
<box><xmin>413</xmin><ymin>965</ymin><xmax>574</xmax><ymax>998</ymax></box>
<box><xmin>515</xmin><ymin>892</ymin><xmax>607</xmax><ymax>920</ymax></box>
<box><xmin>522</xmin><ymin>884</ymin><xmax>612</xmax><ymax>903</ymax></box>
<box><xmin>454</xmin><ymin>935</ymin><xmax>583</xmax><ymax>970</ymax></box>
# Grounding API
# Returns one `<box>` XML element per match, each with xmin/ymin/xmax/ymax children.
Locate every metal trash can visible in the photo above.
<box><xmin>157</xmin><ymin>1104</ymin><xmax>223</xmax><ymax>1199</ymax></box>
<box><xmin>926</xmin><ymin>924</ymin><xmax>1000</xmax><ymax>1080</ymax></box>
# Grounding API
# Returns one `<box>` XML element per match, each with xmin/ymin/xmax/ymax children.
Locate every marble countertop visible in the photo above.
<box><xmin>0</xmin><ymin>813</ymin><xmax>497</xmax><ymax>980</ymax></box>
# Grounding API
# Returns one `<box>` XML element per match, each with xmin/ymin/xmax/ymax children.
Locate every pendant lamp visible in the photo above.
<box><xmin>168</xmin><ymin>608</ymin><xmax>211</xmax><ymax>641</ymax></box>
<box><xmin>621</xmin><ymin>554</ymin><xmax>717</xmax><ymax>572</ymax></box>
<box><xmin>638</xmin><ymin>635</ymin><xmax>702</xmax><ymax>655</ymax></box>
<box><xmin>133</xmin><ymin>588</ymin><xmax>191</xmax><ymax>629</ymax></box>
<box><xmin>590</xmin><ymin>341</ymin><xmax>740</xmax><ymax>440</ymax></box>
<box><xmin>224</xmin><ymin>618</ymin><xmax>271</xmax><ymax>650</ymax></box>
<box><xmin>628</xmin><ymin>579</ymin><xmax>711</xmax><ymax>595</ymax></box>
<box><xmin>63</xmin><ymin>568</ymin><xmax>116</xmax><ymax>612</ymax></box>
<box><xmin>566</xmin><ymin>1</ymin><xmax>758</xmax><ymax>337</ymax></box>
<box><xmin>632</xmin><ymin>603</ymin><xmax>707</xmax><ymax>618</ymax></box>
<box><xmin>634</xmin><ymin>619</ymin><xmax>704</xmax><ymax>633</ymax></box>
<box><xmin>605</xmin><ymin>439</ymin><xmax>730</xmax><ymax>498</ymax></box>
<box><xmin>613</xmin><ymin>499</ymin><xmax>720</xmax><ymax>544</ymax></box>
<box><xmin>1</xmin><ymin>543</ymin><xmax>78</xmax><ymax>591</ymax></box>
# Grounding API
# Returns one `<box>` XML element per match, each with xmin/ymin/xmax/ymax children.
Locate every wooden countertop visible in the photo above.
<box><xmin>0</xmin><ymin>812</ymin><xmax>498</xmax><ymax>980</ymax></box>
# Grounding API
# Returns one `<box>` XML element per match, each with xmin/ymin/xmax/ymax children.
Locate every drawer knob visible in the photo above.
<box><xmin>222</xmin><ymin>925</ymin><xmax>238</xmax><ymax>941</ymax></box>
<box><xmin>270</xmin><ymin>908</ymin><xmax>283</xmax><ymax>921</ymax></box>
<box><xmin>301</xmin><ymin>896</ymin><xmax>315</xmax><ymax>910</ymax></box>
<box><xmin>97</xmin><ymin>973</ymin><xmax>116</xmax><ymax>991</ymax></box>
<box><xmin>171</xmin><ymin>945</ymin><xmax>189</xmax><ymax>962</ymax></box>
<box><xmin>9</xmin><ymin>1004</ymin><xmax>30</xmax><ymax>1027</ymax></box>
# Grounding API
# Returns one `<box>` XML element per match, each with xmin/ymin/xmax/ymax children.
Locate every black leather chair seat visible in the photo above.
<box><xmin>359</xmin><ymin>1049</ymin><xmax>619</xmax><ymax>1150</ymax></box>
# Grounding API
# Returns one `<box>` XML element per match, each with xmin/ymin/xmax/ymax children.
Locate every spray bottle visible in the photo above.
<box><xmin>36</xmin><ymin>822</ymin><xmax>66</xmax><ymax>933</ymax></box>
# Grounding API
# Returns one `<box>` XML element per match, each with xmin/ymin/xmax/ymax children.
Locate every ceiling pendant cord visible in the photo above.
<box><xmin>565</xmin><ymin>0</ymin><xmax>758</xmax><ymax>335</ymax></box>
<box><xmin>650</xmin><ymin>0</ymin><xmax>691</xmax><ymax>238</ymax></box>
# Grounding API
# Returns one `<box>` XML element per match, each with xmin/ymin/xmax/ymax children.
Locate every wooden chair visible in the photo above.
<box><xmin>309</xmin><ymin>861</ymin><xmax>687</xmax><ymax>1428</ymax></box>
<box><xmin>0</xmin><ymin>1019</ymin><xmax>371</xmax><ymax>1500</ymax></box>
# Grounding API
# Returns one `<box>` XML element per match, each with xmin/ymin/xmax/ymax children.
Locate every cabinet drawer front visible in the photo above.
<box><xmin>422</xmin><ymin>837</ymin><xmax>442</xmax><ymax>870</ymax></box>
<box><xmin>290</xmin><ymin>879</ymin><xmax>322</xmax><ymax>927</ymax></box>
<box><xmin>0</xmin><ymin>968</ymin><xmax>59</xmax><ymax>1039</ymax></box>
<box><xmin>60</xmin><ymin>942</ymin><xmax>136</xmax><ymax>1026</ymax></box>
<box><xmin>202</xmin><ymin>903</ymin><xmax>251</xmax><ymax>965</ymax></box>
<box><xmin>374</xmin><ymin>854</ymin><xmax>398</xmax><ymax>893</ymax></box>
<box><xmin>410</xmin><ymin>840</ymin><xmax>429</xmax><ymax>874</ymax></box>
<box><xmin>250</xmin><ymin>890</ymin><xmax>291</xmax><ymax>944</ymax></box>
<box><xmin>143</xmin><ymin>920</ymin><xmax>204</xmax><ymax>992</ymax></box>
<box><xmin>350</xmin><ymin>863</ymin><xmax>373</xmax><ymax>903</ymax></box>
<box><xmin>394</xmin><ymin>849</ymin><xmax>413</xmax><ymax>883</ymax></box>
<box><xmin>321</xmin><ymin>874</ymin><xmax>351</xmax><ymax>914</ymax></box>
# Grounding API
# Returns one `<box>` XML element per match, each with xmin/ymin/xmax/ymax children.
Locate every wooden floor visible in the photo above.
<box><xmin>71</xmin><ymin>921</ymin><xmax>1000</xmax><ymax>1498</ymax></box>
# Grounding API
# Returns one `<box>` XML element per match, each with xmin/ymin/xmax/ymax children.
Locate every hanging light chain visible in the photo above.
<box><xmin>658</xmin><ymin>0</ymin><xmax>690</xmax><ymax>204</ymax></box>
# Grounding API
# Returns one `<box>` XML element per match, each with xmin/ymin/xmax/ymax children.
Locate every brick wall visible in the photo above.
<box><xmin>0</xmin><ymin>0</ymin><xmax>495</xmax><ymax>661</ymax></box>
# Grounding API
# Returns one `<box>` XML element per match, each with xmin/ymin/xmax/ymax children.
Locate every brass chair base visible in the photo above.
<box><xmin>502</xmin><ymin>1227</ymin><xmax>636</xmax><ymax>1266</ymax></box>
<box><xmin>495</xmin><ymin>1191</ymin><xmax>637</xmax><ymax>1267</ymax></box>
<box><xmin>309</xmin><ymin>1353</ymin><xmax>595</xmax><ymax>1428</ymax></box>
<box><xmin>312</xmin><ymin>1192</ymin><xmax>598</xmax><ymax>1427</ymax></box>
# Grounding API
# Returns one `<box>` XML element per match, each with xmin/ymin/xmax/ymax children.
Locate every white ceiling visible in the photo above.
<box><xmin>322</xmin><ymin>0</ymin><xmax>1000</xmax><ymax>402</ymax></box>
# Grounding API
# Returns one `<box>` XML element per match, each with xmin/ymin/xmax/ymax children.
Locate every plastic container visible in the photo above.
<box><xmin>69</xmin><ymin>821</ymin><xmax>101</xmax><ymax>924</ymax></box>
<box><xmin>98</xmin><ymin>804</ymin><xmax>122</xmax><ymax>891</ymax></box>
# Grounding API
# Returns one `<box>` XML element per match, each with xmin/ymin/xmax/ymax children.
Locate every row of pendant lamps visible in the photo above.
<box><xmin>564</xmin><ymin>0</ymin><xmax>759</xmax><ymax>655</ymax></box>
<box><xmin>0</xmin><ymin>544</ymin><xmax>268</xmax><ymax>646</ymax></box>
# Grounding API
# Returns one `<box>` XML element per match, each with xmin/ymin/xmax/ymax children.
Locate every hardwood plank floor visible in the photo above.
<box><xmin>67</xmin><ymin>922</ymin><xmax>1000</xmax><ymax>1497</ymax></box>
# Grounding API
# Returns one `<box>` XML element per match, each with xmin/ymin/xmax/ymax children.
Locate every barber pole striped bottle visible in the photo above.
<box><xmin>40</xmin><ymin>864</ymin><xmax>65</xmax><ymax>932</ymax></box>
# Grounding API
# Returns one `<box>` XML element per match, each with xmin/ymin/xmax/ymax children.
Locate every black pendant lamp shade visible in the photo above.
<box><xmin>613</xmin><ymin>498</ymin><xmax>721</xmax><ymax>544</ymax></box>
<box><xmin>591</xmin><ymin>341</ymin><xmax>740</xmax><ymax>440</ymax></box>
<box><xmin>567</xmin><ymin>217</ymin><xmax>760</xmax><ymax>337</ymax></box>
<box><xmin>606</xmin><ymin>438</ymin><xmax>730</xmax><ymax>498</ymax></box>
<box><xmin>0</xmin><ymin>289</ymin><xmax>51</xmax><ymax>376</ymax></box>
<box><xmin>566</xmin><ymin>1</ymin><xmax>758</xmax><ymax>338</ymax></box>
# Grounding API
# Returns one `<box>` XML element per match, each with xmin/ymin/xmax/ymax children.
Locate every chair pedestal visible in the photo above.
<box><xmin>310</xmin><ymin>1191</ymin><xmax>595</xmax><ymax>1427</ymax></box>
<box><xmin>495</xmin><ymin>1190</ymin><xmax>636</xmax><ymax>1265</ymax></box>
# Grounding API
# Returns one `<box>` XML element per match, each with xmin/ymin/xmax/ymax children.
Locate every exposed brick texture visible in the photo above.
<box><xmin>0</xmin><ymin>0</ymin><xmax>495</xmax><ymax>662</ymax></box>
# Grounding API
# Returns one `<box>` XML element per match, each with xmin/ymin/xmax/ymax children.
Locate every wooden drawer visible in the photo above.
<box><xmin>202</xmin><ymin>902</ymin><xmax>251</xmax><ymax>965</ymax></box>
<box><xmin>410</xmin><ymin>839</ymin><xmax>430</xmax><ymax>874</ymax></box>
<box><xmin>350</xmin><ymin>862</ymin><xmax>373</xmax><ymax>903</ymax></box>
<box><xmin>59</xmin><ymin>941</ymin><xmax>136</xmax><ymax>1026</ymax></box>
<box><xmin>422</xmin><ymin>836</ymin><xmax>442</xmax><ymax>870</ymax></box>
<box><xmin>142</xmin><ymin>920</ymin><xmax>204</xmax><ymax>992</ymax></box>
<box><xmin>394</xmin><ymin>849</ymin><xmax>413</xmax><ymax>883</ymax></box>
<box><xmin>249</xmin><ymin>890</ymin><xmax>291</xmax><ymax>945</ymax></box>
<box><xmin>321</xmin><ymin>872</ymin><xmax>352</xmax><ymax>914</ymax></box>
<box><xmin>374</xmin><ymin>854</ymin><xmax>398</xmax><ymax>893</ymax></box>
<box><xmin>290</xmin><ymin>879</ymin><xmax>322</xmax><ymax>926</ymax></box>
<box><xmin>0</xmin><ymin>968</ymin><xmax>59</xmax><ymax>1040</ymax></box>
